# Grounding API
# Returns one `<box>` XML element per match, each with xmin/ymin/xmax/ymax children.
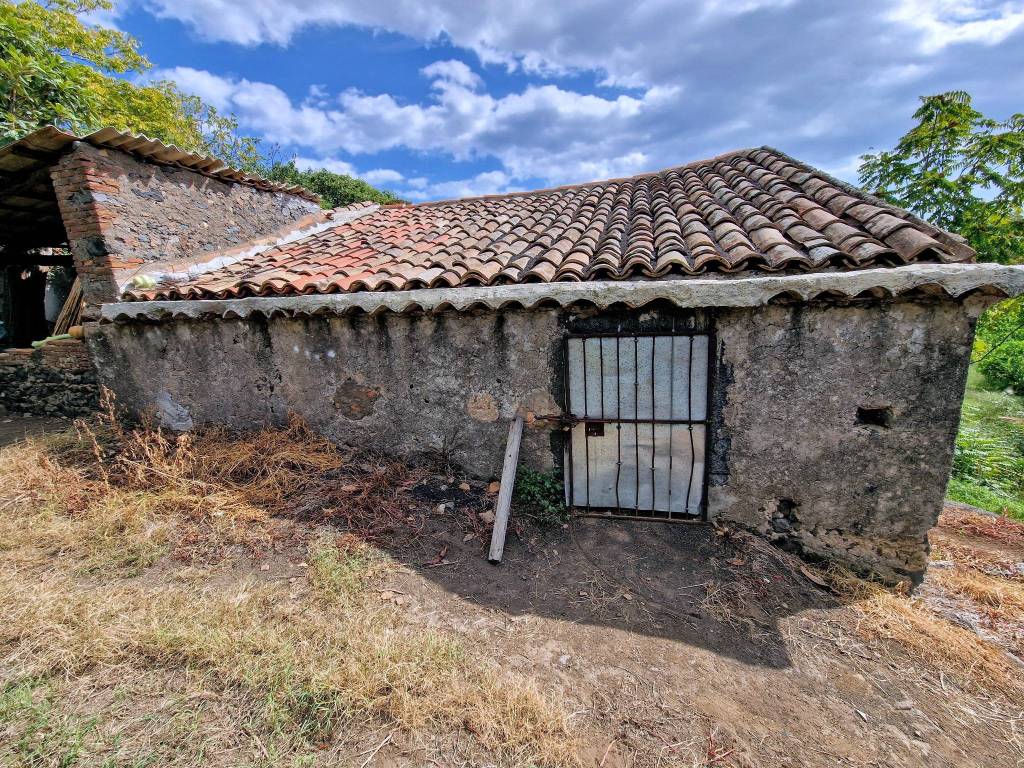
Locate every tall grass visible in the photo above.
<box><xmin>949</xmin><ymin>370</ymin><xmax>1024</xmax><ymax>520</ymax></box>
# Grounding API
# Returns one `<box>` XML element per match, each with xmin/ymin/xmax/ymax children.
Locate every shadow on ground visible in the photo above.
<box><xmin>12</xmin><ymin>416</ymin><xmax>833</xmax><ymax>671</ymax></box>
<box><xmin>360</xmin><ymin>481</ymin><xmax>835</xmax><ymax>669</ymax></box>
<box><xmin>0</xmin><ymin>413</ymin><xmax>72</xmax><ymax>448</ymax></box>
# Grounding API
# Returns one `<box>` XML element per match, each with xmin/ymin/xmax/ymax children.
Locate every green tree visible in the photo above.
<box><xmin>1</xmin><ymin>1</ymin><xmax>397</xmax><ymax>207</ymax></box>
<box><xmin>0</xmin><ymin>0</ymin><xmax>261</xmax><ymax>169</ymax></box>
<box><xmin>859</xmin><ymin>91</ymin><xmax>1024</xmax><ymax>265</ymax></box>
<box><xmin>860</xmin><ymin>91</ymin><xmax>1024</xmax><ymax>392</ymax></box>
<box><xmin>266</xmin><ymin>160</ymin><xmax>401</xmax><ymax>208</ymax></box>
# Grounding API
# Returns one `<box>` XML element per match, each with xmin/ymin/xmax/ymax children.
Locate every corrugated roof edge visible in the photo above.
<box><xmin>102</xmin><ymin>263</ymin><xmax>1024</xmax><ymax>324</ymax></box>
<box><xmin>0</xmin><ymin>125</ymin><xmax>321</xmax><ymax>203</ymax></box>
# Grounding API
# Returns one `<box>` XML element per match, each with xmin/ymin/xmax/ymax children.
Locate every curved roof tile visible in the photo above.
<box><xmin>123</xmin><ymin>146</ymin><xmax>975</xmax><ymax>302</ymax></box>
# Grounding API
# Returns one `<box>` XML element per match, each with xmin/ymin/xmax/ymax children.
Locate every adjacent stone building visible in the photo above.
<box><xmin>3</xmin><ymin>127</ymin><xmax>1023</xmax><ymax>584</ymax></box>
<box><xmin>0</xmin><ymin>126</ymin><xmax>321</xmax><ymax>414</ymax></box>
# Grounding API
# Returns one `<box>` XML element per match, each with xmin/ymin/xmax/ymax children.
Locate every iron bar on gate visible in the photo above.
<box><xmin>564</xmin><ymin>330</ymin><xmax>709</xmax><ymax>521</ymax></box>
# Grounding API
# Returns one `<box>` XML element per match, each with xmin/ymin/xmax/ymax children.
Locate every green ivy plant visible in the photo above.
<box><xmin>513</xmin><ymin>469</ymin><xmax>569</xmax><ymax>528</ymax></box>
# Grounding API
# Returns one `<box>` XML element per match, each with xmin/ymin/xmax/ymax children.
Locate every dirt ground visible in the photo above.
<box><xmin>332</xmin><ymin>494</ymin><xmax>1024</xmax><ymax>768</ymax></box>
<box><xmin>2</xmin><ymin>419</ymin><xmax>1023</xmax><ymax>767</ymax></box>
<box><xmin>0</xmin><ymin>411</ymin><xmax>71</xmax><ymax>447</ymax></box>
<box><xmin>201</xmin><ymin>475</ymin><xmax>1024</xmax><ymax>767</ymax></box>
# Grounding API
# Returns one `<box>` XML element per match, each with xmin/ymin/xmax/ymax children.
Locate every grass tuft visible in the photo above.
<box><xmin>826</xmin><ymin>566</ymin><xmax>1024</xmax><ymax>700</ymax></box>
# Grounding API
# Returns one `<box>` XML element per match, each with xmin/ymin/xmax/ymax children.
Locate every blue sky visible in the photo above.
<box><xmin>98</xmin><ymin>1</ymin><xmax>1024</xmax><ymax>201</ymax></box>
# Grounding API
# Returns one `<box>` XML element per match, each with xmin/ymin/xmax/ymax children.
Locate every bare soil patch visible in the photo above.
<box><xmin>2</xmin><ymin>414</ymin><xmax>1023</xmax><ymax>767</ymax></box>
<box><xmin>0</xmin><ymin>412</ymin><xmax>71</xmax><ymax>448</ymax></box>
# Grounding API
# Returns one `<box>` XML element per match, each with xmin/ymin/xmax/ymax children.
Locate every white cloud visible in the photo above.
<box><xmin>890</xmin><ymin>0</ymin><xmax>1024</xmax><ymax>52</ymax></box>
<box><xmin>155</xmin><ymin>66</ymin><xmax>237</xmax><ymax>111</ymax></box>
<box><xmin>421</xmin><ymin>59</ymin><xmax>482</xmax><ymax>90</ymax></box>
<box><xmin>306</xmin><ymin>83</ymin><xmax>330</xmax><ymax>107</ymax></box>
<box><xmin>160</xmin><ymin>62</ymin><xmax>671</xmax><ymax>186</ymax></box>
<box><xmin>293</xmin><ymin>156</ymin><xmax>357</xmax><ymax>175</ymax></box>
<box><xmin>144</xmin><ymin>1</ymin><xmax>1024</xmax><ymax>197</ymax></box>
<box><xmin>362</xmin><ymin>168</ymin><xmax>405</xmax><ymax>185</ymax></box>
<box><xmin>138</xmin><ymin>1</ymin><xmax>1024</xmax><ymax>85</ymax></box>
<box><xmin>402</xmin><ymin>170</ymin><xmax>521</xmax><ymax>201</ymax></box>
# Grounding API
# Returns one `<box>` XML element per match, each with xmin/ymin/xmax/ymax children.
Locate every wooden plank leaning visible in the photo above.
<box><xmin>487</xmin><ymin>415</ymin><xmax>524</xmax><ymax>564</ymax></box>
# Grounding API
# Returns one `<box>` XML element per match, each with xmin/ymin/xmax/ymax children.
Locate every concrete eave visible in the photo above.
<box><xmin>100</xmin><ymin>263</ymin><xmax>1024</xmax><ymax>324</ymax></box>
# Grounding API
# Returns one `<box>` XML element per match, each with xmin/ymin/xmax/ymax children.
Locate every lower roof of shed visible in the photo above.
<box><xmin>0</xmin><ymin>126</ymin><xmax>318</xmax><ymax>257</ymax></box>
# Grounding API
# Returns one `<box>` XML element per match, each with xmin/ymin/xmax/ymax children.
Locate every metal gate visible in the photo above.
<box><xmin>564</xmin><ymin>331</ymin><xmax>710</xmax><ymax>520</ymax></box>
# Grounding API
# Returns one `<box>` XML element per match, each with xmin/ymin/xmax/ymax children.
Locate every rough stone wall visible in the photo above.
<box><xmin>90</xmin><ymin>296</ymin><xmax>982</xmax><ymax>583</ymax></box>
<box><xmin>89</xmin><ymin>309</ymin><xmax>565</xmax><ymax>478</ymax></box>
<box><xmin>708</xmin><ymin>298</ymin><xmax>983</xmax><ymax>585</ymax></box>
<box><xmin>0</xmin><ymin>339</ymin><xmax>99</xmax><ymax>417</ymax></box>
<box><xmin>50</xmin><ymin>143</ymin><xmax>320</xmax><ymax>309</ymax></box>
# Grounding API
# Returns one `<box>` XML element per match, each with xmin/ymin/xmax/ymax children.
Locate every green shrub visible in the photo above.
<box><xmin>949</xmin><ymin>383</ymin><xmax>1024</xmax><ymax>520</ymax></box>
<box><xmin>513</xmin><ymin>469</ymin><xmax>569</xmax><ymax>527</ymax></box>
<box><xmin>952</xmin><ymin>416</ymin><xmax>1024</xmax><ymax>495</ymax></box>
<box><xmin>947</xmin><ymin>477</ymin><xmax>1024</xmax><ymax>521</ymax></box>
<box><xmin>976</xmin><ymin>297</ymin><xmax>1024</xmax><ymax>392</ymax></box>
<box><xmin>265</xmin><ymin>160</ymin><xmax>400</xmax><ymax>208</ymax></box>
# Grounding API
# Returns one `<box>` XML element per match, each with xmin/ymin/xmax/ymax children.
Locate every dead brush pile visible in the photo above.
<box><xmin>0</xmin><ymin>408</ymin><xmax>579</xmax><ymax>767</ymax></box>
<box><xmin>0</xmin><ymin>401</ymin><xmax>427</xmax><ymax>570</ymax></box>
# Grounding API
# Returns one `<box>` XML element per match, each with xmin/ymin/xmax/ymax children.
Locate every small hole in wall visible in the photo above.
<box><xmin>856</xmin><ymin>405</ymin><xmax>893</xmax><ymax>429</ymax></box>
<box><xmin>770</xmin><ymin>497</ymin><xmax>800</xmax><ymax>534</ymax></box>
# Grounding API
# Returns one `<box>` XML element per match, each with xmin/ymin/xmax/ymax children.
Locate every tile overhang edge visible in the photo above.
<box><xmin>100</xmin><ymin>263</ymin><xmax>1024</xmax><ymax>324</ymax></box>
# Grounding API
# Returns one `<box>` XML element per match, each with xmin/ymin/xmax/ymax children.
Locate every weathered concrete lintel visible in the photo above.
<box><xmin>100</xmin><ymin>263</ymin><xmax>1024</xmax><ymax>324</ymax></box>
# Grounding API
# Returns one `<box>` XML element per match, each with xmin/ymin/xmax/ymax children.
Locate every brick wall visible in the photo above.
<box><xmin>50</xmin><ymin>142</ymin><xmax>320</xmax><ymax>311</ymax></box>
<box><xmin>0</xmin><ymin>339</ymin><xmax>99</xmax><ymax>417</ymax></box>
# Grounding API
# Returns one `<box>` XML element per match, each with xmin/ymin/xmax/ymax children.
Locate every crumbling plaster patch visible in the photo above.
<box><xmin>466</xmin><ymin>392</ymin><xmax>500</xmax><ymax>422</ymax></box>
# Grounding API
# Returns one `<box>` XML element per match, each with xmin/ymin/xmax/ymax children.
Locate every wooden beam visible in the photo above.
<box><xmin>8</xmin><ymin>145</ymin><xmax>57</xmax><ymax>161</ymax></box>
<box><xmin>488</xmin><ymin>415</ymin><xmax>524</xmax><ymax>565</ymax></box>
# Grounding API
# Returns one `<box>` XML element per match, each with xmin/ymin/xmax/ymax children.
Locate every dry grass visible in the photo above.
<box><xmin>931</xmin><ymin>539</ymin><xmax>1024</xmax><ymax>582</ymax></box>
<box><xmin>0</xmin><ymin>401</ymin><xmax>429</xmax><ymax>571</ymax></box>
<box><xmin>939</xmin><ymin>508</ymin><xmax>1024</xmax><ymax>545</ymax></box>
<box><xmin>0</xmin><ymin>568</ymin><xmax>576</xmax><ymax>765</ymax></box>
<box><xmin>6</xmin><ymin>401</ymin><xmax>1024</xmax><ymax>766</ymax></box>
<box><xmin>825</xmin><ymin>565</ymin><xmax>1024</xmax><ymax>701</ymax></box>
<box><xmin>933</xmin><ymin>569</ymin><xmax>1024</xmax><ymax>617</ymax></box>
<box><xmin>0</xmin><ymin>407</ymin><xmax>579</xmax><ymax>767</ymax></box>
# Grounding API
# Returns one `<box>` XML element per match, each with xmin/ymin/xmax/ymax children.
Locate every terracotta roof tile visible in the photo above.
<box><xmin>124</xmin><ymin>146</ymin><xmax>975</xmax><ymax>302</ymax></box>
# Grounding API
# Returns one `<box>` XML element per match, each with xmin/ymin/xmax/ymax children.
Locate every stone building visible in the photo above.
<box><xmin>0</xmin><ymin>126</ymin><xmax>320</xmax><ymax>415</ymax></box>
<box><xmin>3</xmin><ymin>127</ymin><xmax>1023</xmax><ymax>584</ymax></box>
